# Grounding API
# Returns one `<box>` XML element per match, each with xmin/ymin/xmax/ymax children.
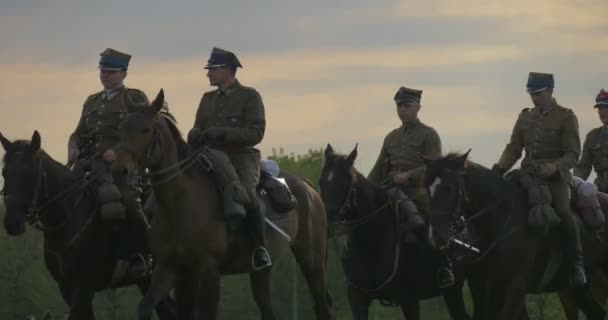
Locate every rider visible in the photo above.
<box><xmin>187</xmin><ymin>47</ymin><xmax>271</xmax><ymax>271</ymax></box>
<box><xmin>575</xmin><ymin>89</ymin><xmax>608</xmax><ymax>192</ymax></box>
<box><xmin>67</xmin><ymin>48</ymin><xmax>151</xmax><ymax>278</ymax></box>
<box><xmin>492</xmin><ymin>72</ymin><xmax>586</xmax><ymax>286</ymax></box>
<box><xmin>367</xmin><ymin>86</ymin><xmax>455</xmax><ymax>288</ymax></box>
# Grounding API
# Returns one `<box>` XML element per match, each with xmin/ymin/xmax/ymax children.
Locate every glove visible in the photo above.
<box><xmin>187</xmin><ymin>128</ymin><xmax>205</xmax><ymax>146</ymax></box>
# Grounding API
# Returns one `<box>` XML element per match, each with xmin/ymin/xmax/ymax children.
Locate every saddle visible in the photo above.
<box><xmin>258</xmin><ymin>159</ymin><xmax>297</xmax><ymax>214</ymax></box>
<box><xmin>571</xmin><ymin>176</ymin><xmax>606</xmax><ymax>231</ymax></box>
<box><xmin>510</xmin><ymin>170</ymin><xmax>607</xmax><ymax>233</ymax></box>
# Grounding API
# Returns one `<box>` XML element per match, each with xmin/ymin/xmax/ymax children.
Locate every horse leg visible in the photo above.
<box><xmin>196</xmin><ymin>264</ymin><xmax>221</xmax><ymax>320</ymax></box>
<box><xmin>590</xmin><ymin>268</ymin><xmax>608</xmax><ymax>307</ymax></box>
<box><xmin>468</xmin><ymin>273</ymin><xmax>487</xmax><ymax>320</ymax></box>
<box><xmin>497</xmin><ymin>276</ymin><xmax>527</xmax><ymax>320</ymax></box>
<box><xmin>559</xmin><ymin>290</ymin><xmax>580</xmax><ymax>320</ymax></box>
<box><xmin>441</xmin><ymin>281</ymin><xmax>472</xmax><ymax>320</ymax></box>
<box><xmin>399</xmin><ymin>298</ymin><xmax>420</xmax><ymax>320</ymax></box>
<box><xmin>68</xmin><ymin>288</ymin><xmax>95</xmax><ymax>320</ymax></box>
<box><xmin>175</xmin><ymin>274</ymin><xmax>196</xmax><ymax>320</ymax></box>
<box><xmin>347</xmin><ymin>284</ymin><xmax>371</xmax><ymax>320</ymax></box>
<box><xmin>137</xmin><ymin>279</ymin><xmax>177</xmax><ymax>320</ymax></box>
<box><xmin>138</xmin><ymin>263</ymin><xmax>176</xmax><ymax>320</ymax></box>
<box><xmin>249</xmin><ymin>269</ymin><xmax>277</xmax><ymax>320</ymax></box>
<box><xmin>569</xmin><ymin>284</ymin><xmax>606</xmax><ymax>320</ymax></box>
<box><xmin>291</xmin><ymin>243</ymin><xmax>332</xmax><ymax>320</ymax></box>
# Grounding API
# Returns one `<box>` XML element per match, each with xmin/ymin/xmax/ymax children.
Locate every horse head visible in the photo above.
<box><xmin>319</xmin><ymin>143</ymin><xmax>360</xmax><ymax>233</ymax></box>
<box><xmin>424</xmin><ymin>150</ymin><xmax>472</xmax><ymax>250</ymax></box>
<box><xmin>1</xmin><ymin>131</ymin><xmax>42</xmax><ymax>235</ymax></box>
<box><xmin>113</xmin><ymin>89</ymin><xmax>171</xmax><ymax>175</ymax></box>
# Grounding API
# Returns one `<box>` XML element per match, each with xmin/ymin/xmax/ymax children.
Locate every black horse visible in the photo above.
<box><xmin>0</xmin><ymin>131</ymin><xmax>176</xmax><ymax>320</ymax></box>
<box><xmin>320</xmin><ymin>144</ymin><xmax>471</xmax><ymax>320</ymax></box>
<box><xmin>424</xmin><ymin>151</ymin><xmax>606</xmax><ymax>320</ymax></box>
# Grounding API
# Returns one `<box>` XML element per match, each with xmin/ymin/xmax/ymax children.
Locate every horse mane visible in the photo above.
<box><xmin>444</xmin><ymin>152</ymin><xmax>513</xmax><ymax>198</ymax></box>
<box><xmin>159</xmin><ymin>112</ymin><xmax>191</xmax><ymax>160</ymax></box>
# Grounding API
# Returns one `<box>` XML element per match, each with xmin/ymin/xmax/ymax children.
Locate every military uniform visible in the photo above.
<box><xmin>189</xmin><ymin>47</ymin><xmax>271</xmax><ymax>271</ymax></box>
<box><xmin>494</xmin><ymin>72</ymin><xmax>586</xmax><ymax>286</ymax></box>
<box><xmin>574</xmin><ymin>89</ymin><xmax>608</xmax><ymax>192</ymax></box>
<box><xmin>68</xmin><ymin>48</ymin><xmax>150</xmax><ymax>278</ymax></box>
<box><xmin>368</xmin><ymin>87</ymin><xmax>441</xmax><ymax>217</ymax></box>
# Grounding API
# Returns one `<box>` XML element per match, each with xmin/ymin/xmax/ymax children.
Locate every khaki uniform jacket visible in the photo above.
<box><xmin>70</xmin><ymin>86</ymin><xmax>148</xmax><ymax>157</ymax></box>
<box><xmin>575</xmin><ymin>126</ymin><xmax>608</xmax><ymax>191</ymax></box>
<box><xmin>497</xmin><ymin>99</ymin><xmax>580</xmax><ymax>180</ymax></box>
<box><xmin>367</xmin><ymin>118</ymin><xmax>441</xmax><ymax>184</ymax></box>
<box><xmin>193</xmin><ymin>80</ymin><xmax>266</xmax><ymax>189</ymax></box>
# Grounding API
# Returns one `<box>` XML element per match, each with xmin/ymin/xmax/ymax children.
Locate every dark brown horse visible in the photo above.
<box><xmin>111</xmin><ymin>90</ymin><xmax>332</xmax><ymax>320</ymax></box>
<box><xmin>424</xmin><ymin>152</ymin><xmax>607</xmax><ymax>320</ymax></box>
<box><xmin>320</xmin><ymin>144</ymin><xmax>472</xmax><ymax>320</ymax></box>
<box><xmin>0</xmin><ymin>131</ymin><xmax>176</xmax><ymax>320</ymax></box>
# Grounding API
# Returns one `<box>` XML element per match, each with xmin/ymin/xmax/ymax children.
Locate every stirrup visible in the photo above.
<box><xmin>252</xmin><ymin>246</ymin><xmax>272</xmax><ymax>272</ymax></box>
<box><xmin>570</xmin><ymin>265</ymin><xmax>587</xmax><ymax>286</ymax></box>
<box><xmin>437</xmin><ymin>267</ymin><xmax>456</xmax><ymax>289</ymax></box>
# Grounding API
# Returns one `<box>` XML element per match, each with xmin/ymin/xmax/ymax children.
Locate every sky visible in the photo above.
<box><xmin>1</xmin><ymin>0</ymin><xmax>607</xmax><ymax>176</ymax></box>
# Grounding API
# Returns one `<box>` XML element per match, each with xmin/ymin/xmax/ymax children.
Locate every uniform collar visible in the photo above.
<box><xmin>217</xmin><ymin>79</ymin><xmax>240</xmax><ymax>97</ymax></box>
<box><xmin>534</xmin><ymin>98</ymin><xmax>558</xmax><ymax>116</ymax></box>
<box><xmin>401</xmin><ymin>118</ymin><xmax>421</xmax><ymax>131</ymax></box>
<box><xmin>102</xmin><ymin>84</ymin><xmax>125</xmax><ymax>100</ymax></box>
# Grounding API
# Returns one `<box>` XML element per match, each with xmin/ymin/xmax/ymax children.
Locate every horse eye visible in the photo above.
<box><xmin>142</xmin><ymin>127</ymin><xmax>151</xmax><ymax>134</ymax></box>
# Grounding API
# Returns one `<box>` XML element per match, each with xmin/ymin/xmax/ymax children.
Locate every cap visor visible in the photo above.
<box><xmin>527</xmin><ymin>87</ymin><xmax>548</xmax><ymax>93</ymax></box>
<box><xmin>98</xmin><ymin>65</ymin><xmax>124</xmax><ymax>71</ymax></box>
<box><xmin>204</xmin><ymin>63</ymin><xmax>227</xmax><ymax>69</ymax></box>
<box><xmin>594</xmin><ymin>102</ymin><xmax>608</xmax><ymax>108</ymax></box>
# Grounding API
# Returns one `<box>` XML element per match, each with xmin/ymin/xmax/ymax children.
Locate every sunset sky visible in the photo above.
<box><xmin>1</xmin><ymin>0</ymin><xmax>607</xmax><ymax>175</ymax></box>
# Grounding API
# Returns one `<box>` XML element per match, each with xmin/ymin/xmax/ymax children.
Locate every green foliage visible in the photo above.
<box><xmin>0</xmin><ymin>148</ymin><xmax>575</xmax><ymax>319</ymax></box>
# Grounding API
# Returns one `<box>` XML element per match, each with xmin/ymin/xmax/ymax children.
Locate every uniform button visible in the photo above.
<box><xmin>98</xmin><ymin>111</ymin><xmax>103</xmax><ymax>115</ymax></box>
<box><xmin>101</xmin><ymin>104</ymin><xmax>105</xmax><ymax>108</ymax></box>
<box><xmin>97</xmin><ymin>121</ymin><xmax>102</xmax><ymax>125</ymax></box>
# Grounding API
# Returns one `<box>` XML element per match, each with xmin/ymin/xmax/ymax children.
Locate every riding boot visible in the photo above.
<box><xmin>437</xmin><ymin>254</ymin><xmax>456</xmax><ymax>288</ymax></box>
<box><xmin>562</xmin><ymin>216</ymin><xmax>587</xmax><ymax>286</ymax></box>
<box><xmin>386</xmin><ymin>187</ymin><xmax>425</xmax><ymax>238</ymax></box>
<box><xmin>203</xmin><ymin>149</ymin><xmax>248</xmax><ymax>221</ymax></box>
<box><xmin>246</xmin><ymin>191</ymin><xmax>272</xmax><ymax>271</ymax></box>
<box><xmin>119</xmin><ymin>185</ymin><xmax>152</xmax><ymax>279</ymax></box>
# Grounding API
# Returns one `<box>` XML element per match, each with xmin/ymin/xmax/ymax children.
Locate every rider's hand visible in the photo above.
<box><xmin>187</xmin><ymin>127</ymin><xmax>204</xmax><ymax>146</ymax></box>
<box><xmin>539</xmin><ymin>163</ymin><xmax>558</xmax><ymax>177</ymax></box>
<box><xmin>103</xmin><ymin>149</ymin><xmax>117</xmax><ymax>163</ymax></box>
<box><xmin>392</xmin><ymin>171</ymin><xmax>411</xmax><ymax>185</ymax></box>
<box><xmin>206</xmin><ymin>127</ymin><xmax>226</xmax><ymax>142</ymax></box>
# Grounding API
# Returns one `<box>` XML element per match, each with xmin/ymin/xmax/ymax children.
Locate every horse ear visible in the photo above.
<box><xmin>30</xmin><ymin>130</ymin><xmax>41</xmax><ymax>152</ymax></box>
<box><xmin>418</xmin><ymin>152</ymin><xmax>432</xmax><ymax>165</ymax></box>
<box><xmin>346</xmin><ymin>143</ymin><xmax>358</xmax><ymax>166</ymax></box>
<box><xmin>0</xmin><ymin>131</ymin><xmax>11</xmax><ymax>151</ymax></box>
<box><xmin>324</xmin><ymin>144</ymin><xmax>334</xmax><ymax>158</ymax></box>
<box><xmin>457</xmin><ymin>149</ymin><xmax>472</xmax><ymax>168</ymax></box>
<box><xmin>150</xmin><ymin>89</ymin><xmax>165</xmax><ymax>113</ymax></box>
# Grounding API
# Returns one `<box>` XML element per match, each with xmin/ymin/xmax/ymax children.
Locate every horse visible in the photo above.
<box><xmin>0</xmin><ymin>131</ymin><xmax>177</xmax><ymax>320</ymax></box>
<box><xmin>110</xmin><ymin>89</ymin><xmax>332</xmax><ymax>320</ymax></box>
<box><xmin>424</xmin><ymin>151</ymin><xmax>607</xmax><ymax>320</ymax></box>
<box><xmin>319</xmin><ymin>144</ymin><xmax>472</xmax><ymax>320</ymax></box>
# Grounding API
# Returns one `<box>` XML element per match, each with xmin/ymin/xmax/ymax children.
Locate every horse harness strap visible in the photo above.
<box><xmin>446</xmin><ymin>173</ymin><xmax>523</xmax><ymax>262</ymax></box>
<box><xmin>27</xmin><ymin>157</ymin><xmax>93</xmax><ymax>232</ymax></box>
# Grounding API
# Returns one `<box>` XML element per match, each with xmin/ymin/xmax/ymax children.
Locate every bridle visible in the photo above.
<box><xmin>3</xmin><ymin>153</ymin><xmax>90</xmax><ymax>232</ymax></box>
<box><xmin>117</xmin><ymin>113</ymin><xmax>208</xmax><ymax>186</ymax></box>
<box><xmin>432</xmin><ymin>170</ymin><xmax>518</xmax><ymax>261</ymax></box>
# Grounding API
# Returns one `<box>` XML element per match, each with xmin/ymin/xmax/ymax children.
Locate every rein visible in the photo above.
<box><xmin>440</xmin><ymin>172</ymin><xmax>521</xmax><ymax>262</ymax></box>
<box><xmin>118</xmin><ymin>114</ymin><xmax>204</xmax><ymax>186</ymax></box>
<box><xmin>332</xmin><ymin>173</ymin><xmax>403</xmax><ymax>293</ymax></box>
<box><xmin>26</xmin><ymin>156</ymin><xmax>92</xmax><ymax>232</ymax></box>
